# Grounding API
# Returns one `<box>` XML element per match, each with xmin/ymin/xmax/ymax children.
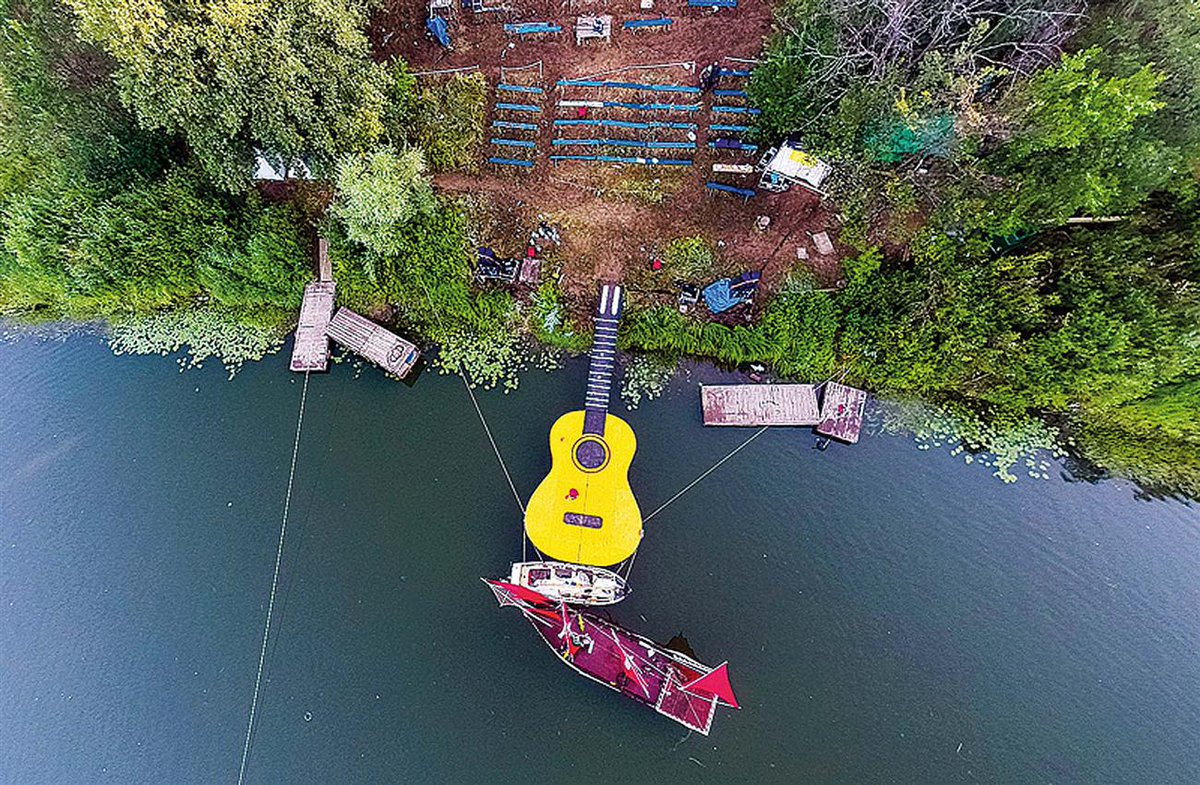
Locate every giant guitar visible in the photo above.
<box><xmin>524</xmin><ymin>283</ymin><xmax>642</xmax><ymax>568</ymax></box>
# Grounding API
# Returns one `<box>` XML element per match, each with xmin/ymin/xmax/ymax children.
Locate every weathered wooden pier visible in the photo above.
<box><xmin>700</xmin><ymin>384</ymin><xmax>820</xmax><ymax>426</ymax></box>
<box><xmin>289</xmin><ymin>238</ymin><xmax>336</xmax><ymax>372</ymax></box>
<box><xmin>816</xmin><ymin>382</ymin><xmax>867</xmax><ymax>443</ymax></box>
<box><xmin>326</xmin><ymin>308</ymin><xmax>421</xmax><ymax>379</ymax></box>
<box><xmin>700</xmin><ymin>381</ymin><xmax>868</xmax><ymax>443</ymax></box>
<box><xmin>290</xmin><ymin>282</ymin><xmax>336</xmax><ymax>372</ymax></box>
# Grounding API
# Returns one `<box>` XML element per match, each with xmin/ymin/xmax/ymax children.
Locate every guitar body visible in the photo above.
<box><xmin>525</xmin><ymin>411</ymin><xmax>642</xmax><ymax>567</ymax></box>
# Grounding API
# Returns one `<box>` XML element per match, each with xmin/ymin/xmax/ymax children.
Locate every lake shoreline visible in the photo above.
<box><xmin>3</xmin><ymin>315</ymin><xmax>1190</xmax><ymax>503</ymax></box>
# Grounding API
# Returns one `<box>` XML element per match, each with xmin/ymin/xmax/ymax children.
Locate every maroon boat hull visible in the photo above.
<box><xmin>485</xmin><ymin>580</ymin><xmax>737</xmax><ymax>734</ymax></box>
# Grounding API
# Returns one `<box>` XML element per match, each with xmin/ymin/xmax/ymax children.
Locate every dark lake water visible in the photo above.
<box><xmin>1</xmin><ymin>333</ymin><xmax>1198</xmax><ymax>784</ymax></box>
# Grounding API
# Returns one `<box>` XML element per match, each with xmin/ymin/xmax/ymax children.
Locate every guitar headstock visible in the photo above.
<box><xmin>596</xmin><ymin>283</ymin><xmax>624</xmax><ymax>321</ymax></box>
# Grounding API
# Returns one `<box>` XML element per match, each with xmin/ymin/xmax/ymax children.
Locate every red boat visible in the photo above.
<box><xmin>484</xmin><ymin>579</ymin><xmax>739</xmax><ymax>734</ymax></box>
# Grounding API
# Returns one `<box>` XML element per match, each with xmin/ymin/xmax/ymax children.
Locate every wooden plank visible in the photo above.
<box><xmin>290</xmin><ymin>281</ymin><xmax>336</xmax><ymax>372</ymax></box>
<box><xmin>816</xmin><ymin>382</ymin><xmax>867</xmax><ymax>443</ymax></box>
<box><xmin>812</xmin><ymin>231</ymin><xmax>834</xmax><ymax>256</ymax></box>
<box><xmin>316</xmin><ymin>237</ymin><xmax>331</xmax><ymax>282</ymax></box>
<box><xmin>700</xmin><ymin>384</ymin><xmax>819</xmax><ymax>426</ymax></box>
<box><xmin>326</xmin><ymin>307</ymin><xmax>420</xmax><ymax>379</ymax></box>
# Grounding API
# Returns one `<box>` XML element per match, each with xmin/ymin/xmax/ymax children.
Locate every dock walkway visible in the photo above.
<box><xmin>700</xmin><ymin>384</ymin><xmax>819</xmax><ymax>426</ymax></box>
<box><xmin>816</xmin><ymin>382</ymin><xmax>867</xmax><ymax>443</ymax></box>
<box><xmin>325</xmin><ymin>308</ymin><xmax>420</xmax><ymax>379</ymax></box>
<box><xmin>289</xmin><ymin>281</ymin><xmax>336</xmax><ymax>372</ymax></box>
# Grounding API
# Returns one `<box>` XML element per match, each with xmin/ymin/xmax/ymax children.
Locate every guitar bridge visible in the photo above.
<box><xmin>563</xmin><ymin>512</ymin><xmax>603</xmax><ymax>529</ymax></box>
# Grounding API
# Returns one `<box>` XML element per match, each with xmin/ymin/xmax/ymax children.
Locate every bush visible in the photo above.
<box><xmin>330</xmin><ymin>147</ymin><xmax>436</xmax><ymax>257</ymax></box>
<box><xmin>390</xmin><ymin>69</ymin><xmax>487</xmax><ymax>172</ymax></box>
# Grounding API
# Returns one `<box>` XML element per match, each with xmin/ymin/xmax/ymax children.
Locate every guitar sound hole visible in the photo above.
<box><xmin>575</xmin><ymin>439</ymin><xmax>608</xmax><ymax>470</ymax></box>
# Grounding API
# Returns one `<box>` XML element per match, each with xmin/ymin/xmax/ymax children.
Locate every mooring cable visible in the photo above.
<box><xmin>417</xmin><ymin>282</ymin><xmax>526</xmax><ymax>518</ymax></box>
<box><xmin>236</xmin><ymin>369</ymin><xmax>310</xmax><ymax>785</ymax></box>
<box><xmin>642</xmin><ymin>425</ymin><xmax>769</xmax><ymax>523</ymax></box>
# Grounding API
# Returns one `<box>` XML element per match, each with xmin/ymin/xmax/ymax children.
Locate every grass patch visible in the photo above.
<box><xmin>601</xmin><ymin>169</ymin><xmax>688</xmax><ymax>205</ymax></box>
<box><xmin>395</xmin><ymin>72</ymin><xmax>487</xmax><ymax>173</ymax></box>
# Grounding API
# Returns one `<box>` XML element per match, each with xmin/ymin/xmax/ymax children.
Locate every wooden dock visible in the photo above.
<box><xmin>289</xmin><ymin>281</ymin><xmax>336</xmax><ymax>372</ymax></box>
<box><xmin>317</xmin><ymin>237</ymin><xmax>332</xmax><ymax>282</ymax></box>
<box><xmin>700</xmin><ymin>384</ymin><xmax>820</xmax><ymax>426</ymax></box>
<box><xmin>325</xmin><ymin>307</ymin><xmax>420</xmax><ymax>379</ymax></box>
<box><xmin>816</xmin><ymin>382</ymin><xmax>867</xmax><ymax>443</ymax></box>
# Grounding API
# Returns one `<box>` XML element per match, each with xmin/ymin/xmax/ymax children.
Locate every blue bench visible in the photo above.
<box><xmin>622</xmin><ymin>18</ymin><xmax>674</xmax><ymax>29</ymax></box>
<box><xmin>706</xmin><ymin>181</ymin><xmax>755</xmax><ymax>200</ymax></box>
<box><xmin>496</xmin><ymin>84</ymin><xmax>544</xmax><ymax>94</ymax></box>
<box><xmin>714</xmin><ymin>89</ymin><xmax>747</xmax><ymax>98</ymax></box>
<box><xmin>493</xmin><ymin>120</ymin><xmax>539</xmax><ymax>131</ymax></box>
<box><xmin>557</xmin><ymin>79</ymin><xmax>701</xmax><ymax>95</ymax></box>
<box><xmin>504</xmin><ymin>23</ymin><xmax>562</xmax><ymax>35</ymax></box>
<box><xmin>552</xmin><ymin>138</ymin><xmax>697</xmax><ymax>150</ymax></box>
<box><xmin>721</xmin><ymin>68</ymin><xmax>752</xmax><ymax>78</ymax></box>
<box><xmin>688</xmin><ymin>0</ymin><xmax>737</xmax><ymax>7</ymax></box>
<box><xmin>489</xmin><ymin>157</ymin><xmax>535</xmax><ymax>168</ymax></box>
<box><xmin>554</xmin><ymin>119</ymin><xmax>697</xmax><ymax>130</ymax></box>
<box><xmin>604</xmin><ymin>101</ymin><xmax>701</xmax><ymax>112</ymax></box>
<box><xmin>491</xmin><ymin>138</ymin><xmax>537</xmax><ymax>148</ymax></box>
<box><xmin>710</xmin><ymin>124</ymin><xmax>750</xmax><ymax>133</ymax></box>
<box><xmin>496</xmin><ymin>102</ymin><xmax>541</xmax><ymax>113</ymax></box>
<box><xmin>550</xmin><ymin>154</ymin><xmax>693</xmax><ymax>166</ymax></box>
<box><xmin>709</xmin><ymin>139</ymin><xmax>758</xmax><ymax>152</ymax></box>
<box><xmin>712</xmin><ymin>105</ymin><xmax>762</xmax><ymax>115</ymax></box>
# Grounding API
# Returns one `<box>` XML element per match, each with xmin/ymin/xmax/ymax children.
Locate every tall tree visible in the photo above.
<box><xmin>65</xmin><ymin>0</ymin><xmax>390</xmax><ymax>190</ymax></box>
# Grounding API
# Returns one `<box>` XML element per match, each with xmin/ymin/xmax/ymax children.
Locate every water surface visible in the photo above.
<box><xmin>1</xmin><ymin>334</ymin><xmax>1197</xmax><ymax>784</ymax></box>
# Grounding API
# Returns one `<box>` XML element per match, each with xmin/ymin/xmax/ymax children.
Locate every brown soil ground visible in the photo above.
<box><xmin>370</xmin><ymin>0</ymin><xmax>843</xmax><ymax>311</ymax></box>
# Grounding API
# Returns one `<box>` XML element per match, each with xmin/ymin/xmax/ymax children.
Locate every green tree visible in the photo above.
<box><xmin>65</xmin><ymin>0</ymin><xmax>390</xmax><ymax>190</ymax></box>
<box><xmin>329</xmin><ymin>147</ymin><xmax>435</xmax><ymax>259</ymax></box>
<box><xmin>1005</xmin><ymin>47</ymin><xmax>1164</xmax><ymax>157</ymax></box>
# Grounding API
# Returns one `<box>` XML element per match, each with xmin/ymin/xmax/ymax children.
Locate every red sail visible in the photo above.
<box><xmin>680</xmin><ymin>662</ymin><xmax>740</xmax><ymax>709</ymax></box>
<box><xmin>484</xmin><ymin>579</ymin><xmax>552</xmax><ymax>608</ymax></box>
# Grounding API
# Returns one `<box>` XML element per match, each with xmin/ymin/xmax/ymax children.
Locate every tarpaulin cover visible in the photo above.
<box><xmin>426</xmin><ymin>16</ymin><xmax>451</xmax><ymax>48</ymax></box>
<box><xmin>703</xmin><ymin>270</ymin><xmax>760</xmax><ymax>313</ymax></box>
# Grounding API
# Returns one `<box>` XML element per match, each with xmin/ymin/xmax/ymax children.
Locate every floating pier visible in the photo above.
<box><xmin>290</xmin><ymin>282</ymin><xmax>336</xmax><ymax>372</ymax></box>
<box><xmin>816</xmin><ymin>382</ymin><xmax>867</xmax><ymax>443</ymax></box>
<box><xmin>325</xmin><ymin>308</ymin><xmax>420</xmax><ymax>379</ymax></box>
<box><xmin>700</xmin><ymin>384</ymin><xmax>819</xmax><ymax>426</ymax></box>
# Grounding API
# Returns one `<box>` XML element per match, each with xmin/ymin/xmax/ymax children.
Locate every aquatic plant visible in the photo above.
<box><xmin>433</xmin><ymin>323</ymin><xmax>527</xmax><ymax>392</ymax></box>
<box><xmin>108</xmin><ymin>306</ymin><xmax>292</xmax><ymax>375</ymax></box>
<box><xmin>619</xmin><ymin>354</ymin><xmax>676</xmax><ymax>410</ymax></box>
<box><xmin>877</xmin><ymin>399</ymin><xmax>1062</xmax><ymax>483</ymax></box>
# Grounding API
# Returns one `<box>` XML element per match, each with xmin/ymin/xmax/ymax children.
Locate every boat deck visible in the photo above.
<box><xmin>528</xmin><ymin>604</ymin><xmax>716</xmax><ymax>734</ymax></box>
<box><xmin>325</xmin><ymin>307</ymin><xmax>420</xmax><ymax>379</ymax></box>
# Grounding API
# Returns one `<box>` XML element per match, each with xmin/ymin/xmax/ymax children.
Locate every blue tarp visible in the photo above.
<box><xmin>426</xmin><ymin>17</ymin><xmax>451</xmax><ymax>48</ymax></box>
<box><xmin>703</xmin><ymin>271</ymin><xmax>761</xmax><ymax>313</ymax></box>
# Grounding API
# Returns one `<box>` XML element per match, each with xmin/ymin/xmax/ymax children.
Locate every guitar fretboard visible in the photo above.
<box><xmin>583</xmin><ymin>284</ymin><xmax>623</xmax><ymax>435</ymax></box>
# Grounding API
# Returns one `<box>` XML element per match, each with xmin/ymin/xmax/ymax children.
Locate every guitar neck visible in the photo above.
<box><xmin>583</xmin><ymin>284</ymin><xmax>623</xmax><ymax>435</ymax></box>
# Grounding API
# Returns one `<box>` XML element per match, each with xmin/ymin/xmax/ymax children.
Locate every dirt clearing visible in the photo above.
<box><xmin>372</xmin><ymin>0</ymin><xmax>843</xmax><ymax>306</ymax></box>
